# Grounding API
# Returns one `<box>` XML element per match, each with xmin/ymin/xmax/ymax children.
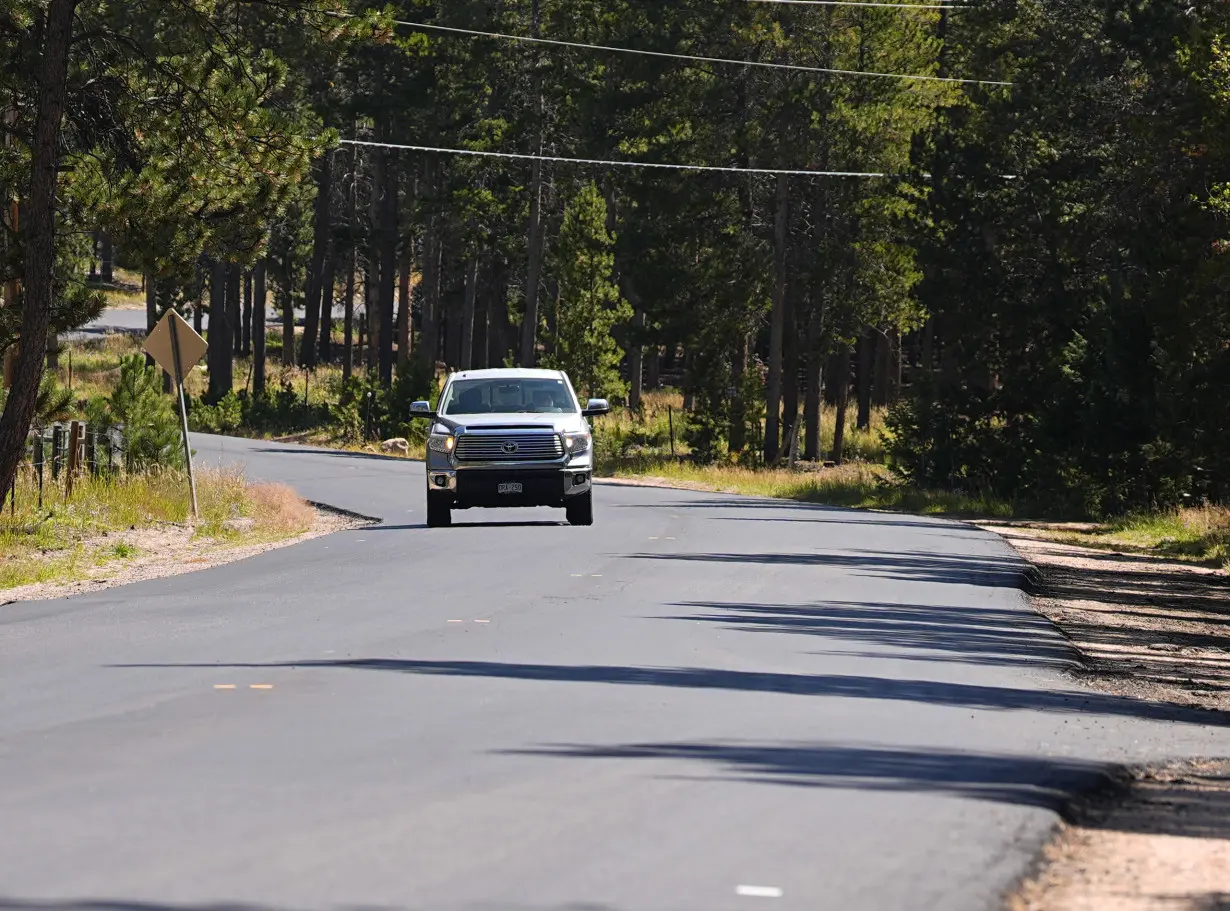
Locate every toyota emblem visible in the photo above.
<box><xmin>502</xmin><ymin>440</ymin><xmax>519</xmax><ymax>454</ymax></box>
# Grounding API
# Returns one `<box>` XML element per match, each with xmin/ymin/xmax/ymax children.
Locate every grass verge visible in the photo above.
<box><xmin>1041</xmin><ymin>505</ymin><xmax>1230</xmax><ymax>569</ymax></box>
<box><xmin>0</xmin><ymin>467</ymin><xmax>315</xmax><ymax>591</ymax></box>
<box><xmin>605</xmin><ymin>460</ymin><xmax>1013</xmax><ymax>517</ymax></box>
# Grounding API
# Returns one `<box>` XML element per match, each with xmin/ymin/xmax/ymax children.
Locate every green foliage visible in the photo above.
<box><xmin>329</xmin><ymin>361</ymin><xmax>439</xmax><ymax>443</ymax></box>
<box><xmin>889</xmin><ymin>0</ymin><xmax>1230</xmax><ymax>515</ymax></box>
<box><xmin>85</xmin><ymin>355</ymin><xmax>182</xmax><ymax>470</ymax></box>
<box><xmin>188</xmin><ymin>391</ymin><xmax>244</xmax><ymax>435</ymax></box>
<box><xmin>543</xmin><ymin>183</ymin><xmax>632</xmax><ymax>401</ymax></box>
<box><xmin>33</xmin><ymin>374</ymin><xmax>74</xmax><ymax>430</ymax></box>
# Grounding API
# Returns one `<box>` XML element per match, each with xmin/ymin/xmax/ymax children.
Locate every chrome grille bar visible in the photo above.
<box><xmin>455</xmin><ymin>432</ymin><xmax>563</xmax><ymax>462</ymax></box>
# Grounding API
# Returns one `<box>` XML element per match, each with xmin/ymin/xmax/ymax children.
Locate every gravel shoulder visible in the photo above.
<box><xmin>988</xmin><ymin>523</ymin><xmax>1230</xmax><ymax>910</ymax></box>
<box><xmin>0</xmin><ymin>505</ymin><xmax>366</xmax><ymax>604</ymax></box>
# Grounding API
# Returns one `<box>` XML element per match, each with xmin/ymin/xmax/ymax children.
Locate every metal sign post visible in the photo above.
<box><xmin>169</xmin><ymin>316</ymin><xmax>198</xmax><ymax>519</ymax></box>
<box><xmin>143</xmin><ymin>309</ymin><xmax>207</xmax><ymax>520</ymax></box>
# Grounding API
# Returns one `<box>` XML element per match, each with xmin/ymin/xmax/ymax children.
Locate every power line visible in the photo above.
<box><xmin>363</xmin><ymin>17</ymin><xmax>1011</xmax><ymax>87</ymax></box>
<box><xmin>339</xmin><ymin>140</ymin><xmax>891</xmax><ymax>179</ymax></box>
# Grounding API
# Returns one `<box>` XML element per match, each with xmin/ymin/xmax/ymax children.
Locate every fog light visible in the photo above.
<box><xmin>435</xmin><ymin>476</ymin><xmax>448</xmax><ymax>487</ymax></box>
<box><xmin>574</xmin><ymin>474</ymin><xmax>587</xmax><ymax>486</ymax></box>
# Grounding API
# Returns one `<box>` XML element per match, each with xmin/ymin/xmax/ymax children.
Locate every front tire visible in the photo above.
<box><xmin>426</xmin><ymin>492</ymin><xmax>452</xmax><ymax>528</ymax></box>
<box><xmin>566</xmin><ymin>491</ymin><xmax>593</xmax><ymax>526</ymax></box>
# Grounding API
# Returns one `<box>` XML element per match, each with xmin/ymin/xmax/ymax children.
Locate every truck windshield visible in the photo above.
<box><xmin>441</xmin><ymin>378</ymin><xmax>579</xmax><ymax>415</ymax></box>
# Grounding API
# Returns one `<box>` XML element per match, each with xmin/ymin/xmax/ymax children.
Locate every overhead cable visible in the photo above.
<box><xmin>359</xmin><ymin>17</ymin><xmax>1011</xmax><ymax>87</ymax></box>
<box><xmin>338</xmin><ymin>140</ymin><xmax>890</xmax><ymax>178</ymax></box>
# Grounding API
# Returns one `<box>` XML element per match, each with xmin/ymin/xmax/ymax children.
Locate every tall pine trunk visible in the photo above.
<box><xmin>342</xmin><ymin>142</ymin><xmax>358</xmax><ymax>380</ymax></box>
<box><xmin>253</xmin><ymin>259</ymin><xmax>267</xmax><ymax>396</ymax></box>
<box><xmin>281</xmin><ymin>253</ymin><xmax>296</xmax><ymax>367</ymax></box>
<box><xmin>489</xmin><ymin>264</ymin><xmax>513</xmax><ymax>368</ymax></box>
<box><xmin>377</xmin><ymin>147</ymin><xmax>398</xmax><ymax>388</ymax></box>
<box><xmin>242</xmin><ymin>270</ymin><xmax>253</xmax><ymax>357</ymax></box>
<box><xmin>857</xmin><ymin>325</ymin><xmax>874</xmax><ymax>431</ymax></box>
<box><xmin>418</xmin><ymin>155</ymin><xmax>441</xmax><ymax>371</ymax></box>
<box><xmin>460</xmin><ymin>255</ymin><xmax>479</xmax><ymax>371</ymax></box>
<box><xmin>762</xmin><ymin>174</ymin><xmax>789</xmax><ymax>464</ymax></box>
<box><xmin>318</xmin><ymin>252</ymin><xmax>335</xmax><ymax>364</ymax></box>
<box><xmin>99</xmin><ymin>233</ymin><xmax>113</xmax><ymax>283</ymax></box>
<box><xmin>729</xmin><ymin>334</ymin><xmax>750</xmax><ymax>454</ymax></box>
<box><xmin>519</xmin><ymin>0</ymin><xmax>545</xmax><ymax>368</ymax></box>
<box><xmin>625</xmin><ymin>281</ymin><xmax>645</xmax><ymax>410</ymax></box>
<box><xmin>475</xmin><ymin>261</ymin><xmax>493</xmax><ymax>370</ymax></box>
<box><xmin>873</xmin><ymin>329</ymin><xmax>895</xmax><ymax>407</ymax></box>
<box><xmin>301</xmin><ymin>155</ymin><xmax>331</xmax><ymax>368</ymax></box>
<box><xmin>804</xmin><ymin>305</ymin><xmax>824</xmax><ymax>462</ymax></box>
<box><xmin>365</xmin><ymin>146</ymin><xmax>381</xmax><ymax>373</ymax></box>
<box><xmin>207</xmin><ymin>260</ymin><xmax>234</xmax><ymax>401</ymax></box>
<box><xmin>782</xmin><ymin>288</ymin><xmax>800</xmax><ymax>456</ymax></box>
<box><xmin>830</xmin><ymin>345</ymin><xmax>851</xmax><ymax>464</ymax></box>
<box><xmin>343</xmin><ymin>247</ymin><xmax>356</xmax><ymax>382</ymax></box>
<box><xmin>397</xmin><ymin>236</ymin><xmax>412</xmax><ymax>366</ymax></box>
<box><xmin>145</xmin><ymin>270</ymin><xmax>157</xmax><ymax>333</ymax></box>
<box><xmin>0</xmin><ymin>0</ymin><xmax>77</xmax><ymax>496</ymax></box>
<box><xmin>230</xmin><ymin>267</ymin><xmax>241</xmax><ymax>358</ymax></box>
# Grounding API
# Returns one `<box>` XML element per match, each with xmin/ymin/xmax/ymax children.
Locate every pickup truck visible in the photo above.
<box><xmin>409</xmin><ymin>368</ymin><xmax>610</xmax><ymax>528</ymax></box>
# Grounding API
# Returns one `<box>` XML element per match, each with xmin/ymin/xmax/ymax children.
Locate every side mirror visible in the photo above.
<box><xmin>410</xmin><ymin>401</ymin><xmax>436</xmax><ymax>419</ymax></box>
<box><xmin>583</xmin><ymin>398</ymin><xmax>611</xmax><ymax>417</ymax></box>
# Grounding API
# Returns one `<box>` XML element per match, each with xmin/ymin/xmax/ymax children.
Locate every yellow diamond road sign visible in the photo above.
<box><xmin>143</xmin><ymin>309</ymin><xmax>207</xmax><ymax>383</ymax></box>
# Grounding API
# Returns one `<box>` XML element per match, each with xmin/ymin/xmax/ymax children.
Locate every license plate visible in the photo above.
<box><xmin>497</xmin><ymin>482</ymin><xmax>523</xmax><ymax>495</ymax></box>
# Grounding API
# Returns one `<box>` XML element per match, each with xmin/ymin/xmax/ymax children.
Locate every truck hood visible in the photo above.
<box><xmin>435</xmin><ymin>412</ymin><xmax>587</xmax><ymax>434</ymax></box>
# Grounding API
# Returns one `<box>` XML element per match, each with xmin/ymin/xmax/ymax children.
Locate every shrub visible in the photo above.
<box><xmin>188</xmin><ymin>390</ymin><xmax>243</xmax><ymax>434</ymax></box>
<box><xmin>86</xmin><ymin>355</ymin><xmax>183</xmax><ymax>470</ymax></box>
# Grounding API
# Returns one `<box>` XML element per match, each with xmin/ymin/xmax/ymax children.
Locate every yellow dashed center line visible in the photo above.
<box><xmin>213</xmin><ymin>684</ymin><xmax>236</xmax><ymax>690</ymax></box>
<box><xmin>250</xmin><ymin>684</ymin><xmax>274</xmax><ymax>690</ymax></box>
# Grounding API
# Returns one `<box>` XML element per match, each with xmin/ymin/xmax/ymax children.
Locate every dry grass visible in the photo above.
<box><xmin>0</xmin><ymin>466</ymin><xmax>315</xmax><ymax>590</ymax></box>
<box><xmin>245</xmin><ymin>481</ymin><xmax>316</xmax><ymax>534</ymax></box>
<box><xmin>1047</xmin><ymin>505</ymin><xmax>1230</xmax><ymax>569</ymax></box>
<box><xmin>597</xmin><ymin>391</ymin><xmax>888</xmax><ymax>468</ymax></box>
<box><xmin>608</xmin><ymin>460</ymin><xmax>1013</xmax><ymax>517</ymax></box>
<box><xmin>57</xmin><ymin>334</ymin><xmax>145</xmax><ymax>401</ymax></box>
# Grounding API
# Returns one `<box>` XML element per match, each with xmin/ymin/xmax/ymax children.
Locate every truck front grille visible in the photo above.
<box><xmin>455</xmin><ymin>432</ymin><xmax>563</xmax><ymax>462</ymax></box>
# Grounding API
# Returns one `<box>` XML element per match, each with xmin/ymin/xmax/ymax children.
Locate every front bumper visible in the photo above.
<box><xmin>427</xmin><ymin>461</ymin><xmax>592</xmax><ymax>509</ymax></box>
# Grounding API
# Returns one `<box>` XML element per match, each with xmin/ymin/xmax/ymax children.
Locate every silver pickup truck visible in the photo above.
<box><xmin>410</xmin><ymin>368</ymin><xmax>610</xmax><ymax>528</ymax></box>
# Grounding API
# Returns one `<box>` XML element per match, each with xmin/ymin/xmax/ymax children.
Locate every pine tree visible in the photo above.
<box><xmin>545</xmin><ymin>183</ymin><xmax>631</xmax><ymax>400</ymax></box>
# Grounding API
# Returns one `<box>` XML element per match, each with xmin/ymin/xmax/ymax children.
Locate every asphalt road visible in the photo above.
<box><xmin>68</xmin><ymin>306</ymin><xmax>350</xmax><ymax>341</ymax></box>
<box><xmin>3</xmin><ymin>434</ymin><xmax>1229</xmax><ymax>911</ymax></box>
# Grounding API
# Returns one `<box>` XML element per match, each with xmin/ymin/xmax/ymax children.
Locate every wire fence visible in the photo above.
<box><xmin>4</xmin><ymin>422</ymin><xmax>129</xmax><ymax>513</ymax></box>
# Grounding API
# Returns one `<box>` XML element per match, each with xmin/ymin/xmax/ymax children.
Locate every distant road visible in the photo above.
<box><xmin>68</xmin><ymin>305</ymin><xmax>351</xmax><ymax>341</ymax></box>
<box><xmin>2</xmin><ymin>434</ymin><xmax>1228</xmax><ymax>911</ymax></box>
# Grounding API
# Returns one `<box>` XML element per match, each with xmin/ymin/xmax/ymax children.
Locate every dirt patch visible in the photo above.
<box><xmin>985</xmin><ymin>524</ymin><xmax>1230</xmax><ymax>712</ymax></box>
<box><xmin>0</xmin><ymin>506</ymin><xmax>367</xmax><ymax>604</ymax></box>
<box><xmin>986</xmin><ymin>524</ymin><xmax>1230</xmax><ymax>909</ymax></box>
<box><xmin>1009</xmin><ymin>759</ymin><xmax>1230</xmax><ymax>911</ymax></box>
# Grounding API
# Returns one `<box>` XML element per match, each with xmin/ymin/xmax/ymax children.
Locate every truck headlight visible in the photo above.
<box><xmin>428</xmin><ymin>433</ymin><xmax>456</xmax><ymax>454</ymax></box>
<box><xmin>562</xmin><ymin>431</ymin><xmax>591</xmax><ymax>456</ymax></box>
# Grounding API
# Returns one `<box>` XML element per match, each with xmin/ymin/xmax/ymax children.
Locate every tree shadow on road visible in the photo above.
<box><xmin>504</xmin><ymin>742</ymin><xmax>1230</xmax><ymax>840</ymax></box>
<box><xmin>623</xmin><ymin>549</ymin><xmax>1036</xmax><ymax>590</ymax></box>
<box><xmin>501</xmin><ymin>740</ymin><xmax>1117</xmax><ymax>817</ymax></box>
<box><xmin>660</xmin><ymin>599</ymin><xmax>1080</xmax><ymax>670</ymax></box>
<box><xmin>110</xmin><ymin>658</ymin><xmax>1230</xmax><ymax>727</ymax></box>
